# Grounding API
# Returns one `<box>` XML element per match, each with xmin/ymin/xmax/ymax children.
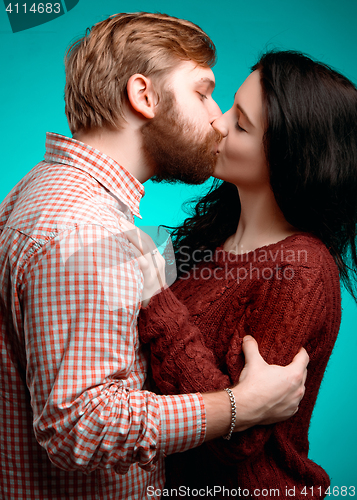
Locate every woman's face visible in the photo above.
<box><xmin>213</xmin><ymin>70</ymin><xmax>269</xmax><ymax>188</ymax></box>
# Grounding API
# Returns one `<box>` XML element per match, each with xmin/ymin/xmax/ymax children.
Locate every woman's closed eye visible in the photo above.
<box><xmin>235</xmin><ymin>122</ymin><xmax>246</xmax><ymax>132</ymax></box>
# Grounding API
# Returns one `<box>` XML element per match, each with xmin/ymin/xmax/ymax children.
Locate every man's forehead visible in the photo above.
<box><xmin>169</xmin><ymin>60</ymin><xmax>215</xmax><ymax>87</ymax></box>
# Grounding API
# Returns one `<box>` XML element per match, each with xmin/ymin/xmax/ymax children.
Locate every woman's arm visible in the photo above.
<box><xmin>139</xmin><ymin>262</ymin><xmax>331</xmax><ymax>462</ymax></box>
<box><xmin>139</xmin><ymin>286</ymin><xmax>231</xmax><ymax>393</ymax></box>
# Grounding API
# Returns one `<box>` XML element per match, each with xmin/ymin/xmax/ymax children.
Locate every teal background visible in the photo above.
<box><xmin>1</xmin><ymin>0</ymin><xmax>356</xmax><ymax>489</ymax></box>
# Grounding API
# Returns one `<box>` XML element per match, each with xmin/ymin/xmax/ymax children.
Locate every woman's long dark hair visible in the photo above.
<box><xmin>171</xmin><ymin>50</ymin><xmax>357</xmax><ymax>300</ymax></box>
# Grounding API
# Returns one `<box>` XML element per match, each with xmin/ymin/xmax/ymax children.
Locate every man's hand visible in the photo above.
<box><xmin>232</xmin><ymin>335</ymin><xmax>309</xmax><ymax>432</ymax></box>
<box><xmin>202</xmin><ymin>335</ymin><xmax>308</xmax><ymax>441</ymax></box>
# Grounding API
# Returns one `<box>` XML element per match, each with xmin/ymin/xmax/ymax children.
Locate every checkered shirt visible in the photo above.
<box><xmin>0</xmin><ymin>133</ymin><xmax>205</xmax><ymax>500</ymax></box>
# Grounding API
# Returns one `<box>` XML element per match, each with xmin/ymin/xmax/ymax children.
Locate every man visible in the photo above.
<box><xmin>0</xmin><ymin>12</ymin><xmax>308</xmax><ymax>499</ymax></box>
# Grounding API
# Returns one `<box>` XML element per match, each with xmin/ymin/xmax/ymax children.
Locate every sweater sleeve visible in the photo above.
<box><xmin>138</xmin><ymin>287</ymin><xmax>231</xmax><ymax>394</ymax></box>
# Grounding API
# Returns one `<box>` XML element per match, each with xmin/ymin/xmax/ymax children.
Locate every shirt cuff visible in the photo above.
<box><xmin>156</xmin><ymin>392</ymin><xmax>206</xmax><ymax>456</ymax></box>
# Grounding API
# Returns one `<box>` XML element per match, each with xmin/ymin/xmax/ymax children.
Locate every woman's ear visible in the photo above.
<box><xmin>127</xmin><ymin>74</ymin><xmax>157</xmax><ymax>119</ymax></box>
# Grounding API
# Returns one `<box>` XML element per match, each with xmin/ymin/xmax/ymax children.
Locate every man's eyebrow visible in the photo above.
<box><xmin>197</xmin><ymin>77</ymin><xmax>215</xmax><ymax>90</ymax></box>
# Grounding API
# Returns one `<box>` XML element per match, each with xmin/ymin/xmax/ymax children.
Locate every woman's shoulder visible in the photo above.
<box><xmin>275</xmin><ymin>233</ymin><xmax>338</xmax><ymax>272</ymax></box>
<box><xmin>273</xmin><ymin>234</ymin><xmax>341</xmax><ymax>314</ymax></box>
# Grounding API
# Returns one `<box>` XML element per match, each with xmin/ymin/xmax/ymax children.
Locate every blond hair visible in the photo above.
<box><xmin>64</xmin><ymin>12</ymin><xmax>216</xmax><ymax>133</ymax></box>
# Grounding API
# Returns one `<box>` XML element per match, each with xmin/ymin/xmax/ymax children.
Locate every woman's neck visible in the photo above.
<box><xmin>224</xmin><ymin>186</ymin><xmax>300</xmax><ymax>254</ymax></box>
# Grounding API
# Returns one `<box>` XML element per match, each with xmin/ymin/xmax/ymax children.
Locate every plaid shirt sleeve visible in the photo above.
<box><xmin>20</xmin><ymin>222</ymin><xmax>205</xmax><ymax>475</ymax></box>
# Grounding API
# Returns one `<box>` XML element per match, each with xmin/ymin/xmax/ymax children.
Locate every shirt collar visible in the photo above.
<box><xmin>44</xmin><ymin>132</ymin><xmax>145</xmax><ymax>218</ymax></box>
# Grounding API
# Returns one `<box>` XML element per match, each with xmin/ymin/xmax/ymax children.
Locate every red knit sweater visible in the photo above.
<box><xmin>139</xmin><ymin>234</ymin><xmax>341</xmax><ymax>499</ymax></box>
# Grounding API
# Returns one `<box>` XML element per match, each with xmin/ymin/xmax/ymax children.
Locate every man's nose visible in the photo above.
<box><xmin>209</xmin><ymin>99</ymin><xmax>223</xmax><ymax>125</ymax></box>
<box><xmin>212</xmin><ymin>113</ymin><xmax>228</xmax><ymax>137</ymax></box>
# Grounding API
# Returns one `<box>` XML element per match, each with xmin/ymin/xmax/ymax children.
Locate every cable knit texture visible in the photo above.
<box><xmin>138</xmin><ymin>234</ymin><xmax>341</xmax><ymax>499</ymax></box>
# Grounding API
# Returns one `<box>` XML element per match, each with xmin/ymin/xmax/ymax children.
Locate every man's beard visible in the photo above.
<box><xmin>141</xmin><ymin>93</ymin><xmax>222</xmax><ymax>185</ymax></box>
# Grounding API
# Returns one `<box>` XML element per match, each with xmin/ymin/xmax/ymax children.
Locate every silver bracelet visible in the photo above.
<box><xmin>223</xmin><ymin>388</ymin><xmax>237</xmax><ymax>440</ymax></box>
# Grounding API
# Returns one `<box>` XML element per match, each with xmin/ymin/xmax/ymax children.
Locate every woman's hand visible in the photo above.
<box><xmin>119</xmin><ymin>218</ymin><xmax>166</xmax><ymax>307</ymax></box>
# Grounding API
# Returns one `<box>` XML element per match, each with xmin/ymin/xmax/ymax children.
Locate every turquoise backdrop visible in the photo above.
<box><xmin>1</xmin><ymin>0</ymin><xmax>356</xmax><ymax>489</ymax></box>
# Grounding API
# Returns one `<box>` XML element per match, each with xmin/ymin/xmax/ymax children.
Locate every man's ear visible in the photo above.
<box><xmin>127</xmin><ymin>74</ymin><xmax>158</xmax><ymax>120</ymax></box>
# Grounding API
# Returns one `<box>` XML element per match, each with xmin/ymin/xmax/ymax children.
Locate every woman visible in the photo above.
<box><xmin>124</xmin><ymin>51</ymin><xmax>357</xmax><ymax>498</ymax></box>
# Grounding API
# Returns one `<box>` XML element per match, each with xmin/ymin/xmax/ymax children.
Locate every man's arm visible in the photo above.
<box><xmin>203</xmin><ymin>336</ymin><xmax>308</xmax><ymax>441</ymax></box>
<box><xmin>23</xmin><ymin>225</ymin><xmax>206</xmax><ymax>473</ymax></box>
